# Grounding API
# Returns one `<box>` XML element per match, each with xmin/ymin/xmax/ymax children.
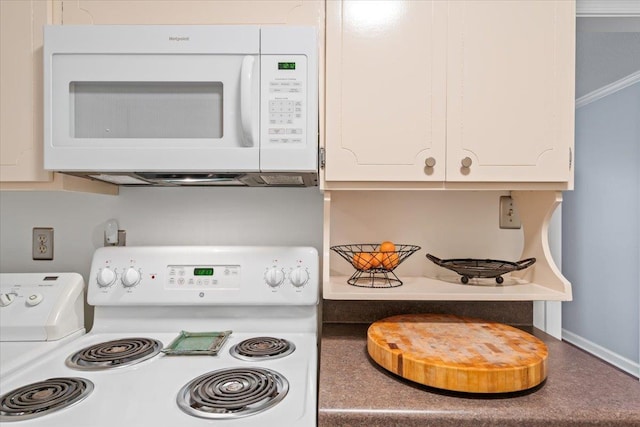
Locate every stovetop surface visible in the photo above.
<box><xmin>1</xmin><ymin>330</ymin><xmax>86</xmax><ymax>379</ymax></box>
<box><xmin>1</xmin><ymin>247</ymin><xmax>319</xmax><ymax>426</ymax></box>
<box><xmin>0</xmin><ymin>330</ymin><xmax>317</xmax><ymax>426</ymax></box>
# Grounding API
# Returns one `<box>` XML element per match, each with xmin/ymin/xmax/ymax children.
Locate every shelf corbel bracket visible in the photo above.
<box><xmin>510</xmin><ymin>190</ymin><xmax>572</xmax><ymax>299</ymax></box>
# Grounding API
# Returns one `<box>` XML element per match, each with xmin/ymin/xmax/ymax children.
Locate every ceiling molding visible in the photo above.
<box><xmin>576</xmin><ymin>70</ymin><xmax>640</xmax><ymax>109</ymax></box>
<box><xmin>577</xmin><ymin>0</ymin><xmax>640</xmax><ymax>17</ymax></box>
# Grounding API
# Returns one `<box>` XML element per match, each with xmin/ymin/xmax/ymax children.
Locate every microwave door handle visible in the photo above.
<box><xmin>240</xmin><ymin>55</ymin><xmax>256</xmax><ymax>147</ymax></box>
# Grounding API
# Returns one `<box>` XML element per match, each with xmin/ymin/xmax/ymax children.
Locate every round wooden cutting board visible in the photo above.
<box><xmin>367</xmin><ymin>314</ymin><xmax>548</xmax><ymax>393</ymax></box>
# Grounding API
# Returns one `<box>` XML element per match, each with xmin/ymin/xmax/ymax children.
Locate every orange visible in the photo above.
<box><xmin>371</xmin><ymin>252</ymin><xmax>383</xmax><ymax>268</ymax></box>
<box><xmin>352</xmin><ymin>252</ymin><xmax>375</xmax><ymax>270</ymax></box>
<box><xmin>379</xmin><ymin>241</ymin><xmax>396</xmax><ymax>252</ymax></box>
<box><xmin>381</xmin><ymin>252</ymin><xmax>400</xmax><ymax>270</ymax></box>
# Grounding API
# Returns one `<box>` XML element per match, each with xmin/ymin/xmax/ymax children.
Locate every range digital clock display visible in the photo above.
<box><xmin>193</xmin><ymin>268</ymin><xmax>214</xmax><ymax>276</ymax></box>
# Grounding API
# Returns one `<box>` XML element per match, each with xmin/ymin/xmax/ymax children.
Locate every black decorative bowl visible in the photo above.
<box><xmin>426</xmin><ymin>253</ymin><xmax>536</xmax><ymax>284</ymax></box>
<box><xmin>331</xmin><ymin>244</ymin><xmax>420</xmax><ymax>288</ymax></box>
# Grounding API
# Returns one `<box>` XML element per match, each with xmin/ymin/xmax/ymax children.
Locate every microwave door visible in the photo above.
<box><xmin>45</xmin><ymin>53</ymin><xmax>260</xmax><ymax>173</ymax></box>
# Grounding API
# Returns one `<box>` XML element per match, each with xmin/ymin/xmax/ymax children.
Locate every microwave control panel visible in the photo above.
<box><xmin>262</xmin><ymin>55</ymin><xmax>307</xmax><ymax>145</ymax></box>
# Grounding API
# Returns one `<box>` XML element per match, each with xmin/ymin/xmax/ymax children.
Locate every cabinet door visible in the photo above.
<box><xmin>325</xmin><ymin>0</ymin><xmax>447</xmax><ymax>181</ymax></box>
<box><xmin>59</xmin><ymin>0</ymin><xmax>323</xmax><ymax>25</ymax></box>
<box><xmin>0</xmin><ymin>0</ymin><xmax>51</xmax><ymax>182</ymax></box>
<box><xmin>446</xmin><ymin>1</ymin><xmax>575</xmax><ymax>182</ymax></box>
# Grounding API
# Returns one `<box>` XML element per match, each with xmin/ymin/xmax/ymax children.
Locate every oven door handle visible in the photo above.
<box><xmin>240</xmin><ymin>55</ymin><xmax>257</xmax><ymax>147</ymax></box>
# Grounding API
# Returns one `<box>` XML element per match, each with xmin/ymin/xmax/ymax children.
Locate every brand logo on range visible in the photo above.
<box><xmin>168</xmin><ymin>36</ymin><xmax>190</xmax><ymax>42</ymax></box>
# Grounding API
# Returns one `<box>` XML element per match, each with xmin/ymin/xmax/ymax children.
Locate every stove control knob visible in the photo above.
<box><xmin>0</xmin><ymin>293</ymin><xmax>16</xmax><ymax>307</ymax></box>
<box><xmin>289</xmin><ymin>267</ymin><xmax>310</xmax><ymax>288</ymax></box>
<box><xmin>264</xmin><ymin>267</ymin><xmax>285</xmax><ymax>288</ymax></box>
<box><xmin>121</xmin><ymin>268</ymin><xmax>141</xmax><ymax>287</ymax></box>
<box><xmin>26</xmin><ymin>293</ymin><xmax>43</xmax><ymax>307</ymax></box>
<box><xmin>96</xmin><ymin>267</ymin><xmax>116</xmax><ymax>287</ymax></box>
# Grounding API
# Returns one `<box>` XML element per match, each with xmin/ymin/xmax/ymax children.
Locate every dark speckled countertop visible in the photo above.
<box><xmin>319</xmin><ymin>323</ymin><xmax>640</xmax><ymax>427</ymax></box>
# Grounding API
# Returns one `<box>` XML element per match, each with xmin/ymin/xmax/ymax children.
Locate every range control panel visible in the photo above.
<box><xmin>88</xmin><ymin>246</ymin><xmax>318</xmax><ymax>306</ymax></box>
<box><xmin>165</xmin><ymin>265</ymin><xmax>241</xmax><ymax>289</ymax></box>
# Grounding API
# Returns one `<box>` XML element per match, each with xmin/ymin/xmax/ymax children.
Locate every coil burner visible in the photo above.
<box><xmin>177</xmin><ymin>367</ymin><xmax>288</xmax><ymax>419</ymax></box>
<box><xmin>229</xmin><ymin>337</ymin><xmax>295</xmax><ymax>361</ymax></box>
<box><xmin>0</xmin><ymin>377</ymin><xmax>94</xmax><ymax>421</ymax></box>
<box><xmin>65</xmin><ymin>337</ymin><xmax>163</xmax><ymax>370</ymax></box>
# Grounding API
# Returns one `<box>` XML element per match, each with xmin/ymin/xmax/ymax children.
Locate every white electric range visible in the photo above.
<box><xmin>0</xmin><ymin>273</ymin><xmax>86</xmax><ymax>378</ymax></box>
<box><xmin>0</xmin><ymin>246</ymin><xmax>319</xmax><ymax>426</ymax></box>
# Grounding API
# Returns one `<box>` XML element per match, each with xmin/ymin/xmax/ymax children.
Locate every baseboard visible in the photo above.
<box><xmin>562</xmin><ymin>329</ymin><xmax>640</xmax><ymax>379</ymax></box>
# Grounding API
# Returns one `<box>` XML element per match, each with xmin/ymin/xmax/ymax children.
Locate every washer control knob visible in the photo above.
<box><xmin>96</xmin><ymin>267</ymin><xmax>117</xmax><ymax>287</ymax></box>
<box><xmin>264</xmin><ymin>267</ymin><xmax>285</xmax><ymax>288</ymax></box>
<box><xmin>26</xmin><ymin>293</ymin><xmax>44</xmax><ymax>307</ymax></box>
<box><xmin>0</xmin><ymin>293</ymin><xmax>16</xmax><ymax>307</ymax></box>
<box><xmin>121</xmin><ymin>268</ymin><xmax>141</xmax><ymax>287</ymax></box>
<box><xmin>289</xmin><ymin>267</ymin><xmax>310</xmax><ymax>288</ymax></box>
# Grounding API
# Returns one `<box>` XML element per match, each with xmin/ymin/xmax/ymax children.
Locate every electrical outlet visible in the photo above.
<box><xmin>32</xmin><ymin>227</ymin><xmax>54</xmax><ymax>260</ymax></box>
<box><xmin>499</xmin><ymin>196</ymin><xmax>521</xmax><ymax>229</ymax></box>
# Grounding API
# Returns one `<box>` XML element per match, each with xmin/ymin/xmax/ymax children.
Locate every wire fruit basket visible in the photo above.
<box><xmin>426</xmin><ymin>254</ymin><xmax>536</xmax><ymax>284</ymax></box>
<box><xmin>331</xmin><ymin>244</ymin><xmax>421</xmax><ymax>288</ymax></box>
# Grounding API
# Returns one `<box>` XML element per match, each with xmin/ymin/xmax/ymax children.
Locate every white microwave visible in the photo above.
<box><xmin>43</xmin><ymin>25</ymin><xmax>318</xmax><ymax>186</ymax></box>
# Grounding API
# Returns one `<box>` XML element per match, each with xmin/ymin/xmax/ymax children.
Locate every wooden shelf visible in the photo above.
<box><xmin>324</xmin><ymin>275</ymin><xmax>569</xmax><ymax>301</ymax></box>
<box><xmin>322</xmin><ymin>190</ymin><xmax>572</xmax><ymax>302</ymax></box>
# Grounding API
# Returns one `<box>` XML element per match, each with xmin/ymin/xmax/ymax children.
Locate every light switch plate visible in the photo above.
<box><xmin>499</xmin><ymin>196</ymin><xmax>521</xmax><ymax>229</ymax></box>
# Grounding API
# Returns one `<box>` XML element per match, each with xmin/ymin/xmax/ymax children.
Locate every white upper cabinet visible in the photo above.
<box><xmin>1</xmin><ymin>0</ymin><xmax>114</xmax><ymax>193</ymax></box>
<box><xmin>1</xmin><ymin>1</ymin><xmax>51</xmax><ymax>183</ymax></box>
<box><xmin>324</xmin><ymin>0</ymin><xmax>575</xmax><ymax>189</ymax></box>
<box><xmin>325</xmin><ymin>0</ymin><xmax>447</xmax><ymax>182</ymax></box>
<box><xmin>446</xmin><ymin>1</ymin><xmax>575</xmax><ymax>183</ymax></box>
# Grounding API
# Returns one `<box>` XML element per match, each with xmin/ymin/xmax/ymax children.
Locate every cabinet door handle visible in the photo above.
<box><xmin>425</xmin><ymin>157</ymin><xmax>436</xmax><ymax>168</ymax></box>
<box><xmin>461</xmin><ymin>157</ymin><xmax>473</xmax><ymax>168</ymax></box>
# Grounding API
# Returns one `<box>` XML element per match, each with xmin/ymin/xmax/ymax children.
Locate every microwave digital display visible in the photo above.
<box><xmin>278</xmin><ymin>62</ymin><xmax>296</xmax><ymax>70</ymax></box>
<box><xmin>193</xmin><ymin>268</ymin><xmax>214</xmax><ymax>276</ymax></box>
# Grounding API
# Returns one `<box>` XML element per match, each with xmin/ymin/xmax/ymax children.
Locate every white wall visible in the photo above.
<box><xmin>0</xmin><ymin>186</ymin><xmax>324</xmax><ymax>328</ymax></box>
<box><xmin>562</xmin><ymin>81</ymin><xmax>640</xmax><ymax>378</ymax></box>
<box><xmin>0</xmin><ymin>187</ymin><xmax>324</xmax><ymax>279</ymax></box>
<box><xmin>1</xmin><ymin>187</ymin><xmax>533</xmax><ymax>283</ymax></box>
<box><xmin>2</xmin><ymin>186</ymin><xmax>558</xmax><ymax>333</ymax></box>
<box><xmin>1</xmin><ymin>187</ymin><xmax>529</xmax><ymax>279</ymax></box>
<box><xmin>328</xmin><ymin>191</ymin><xmax>525</xmax><ymax>278</ymax></box>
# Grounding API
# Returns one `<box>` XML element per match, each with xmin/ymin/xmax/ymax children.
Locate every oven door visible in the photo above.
<box><xmin>44</xmin><ymin>27</ymin><xmax>260</xmax><ymax>173</ymax></box>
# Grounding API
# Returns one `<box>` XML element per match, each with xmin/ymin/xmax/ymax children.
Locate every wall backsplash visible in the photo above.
<box><xmin>0</xmin><ymin>187</ymin><xmax>324</xmax><ymax>279</ymax></box>
<box><xmin>1</xmin><ymin>189</ymin><xmax>529</xmax><ymax>278</ymax></box>
<box><xmin>1</xmin><ymin>188</ymin><xmax>554</xmax><ymax>328</ymax></box>
<box><xmin>0</xmin><ymin>186</ymin><xmax>324</xmax><ymax>329</ymax></box>
<box><xmin>328</xmin><ymin>191</ymin><xmax>525</xmax><ymax>278</ymax></box>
